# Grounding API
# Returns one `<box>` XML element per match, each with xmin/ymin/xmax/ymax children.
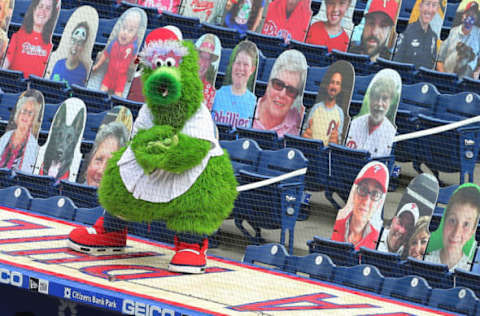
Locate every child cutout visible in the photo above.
<box><xmin>424</xmin><ymin>183</ymin><xmax>480</xmax><ymax>271</ymax></box>
<box><xmin>306</xmin><ymin>0</ymin><xmax>355</xmax><ymax>52</ymax></box>
<box><xmin>91</xmin><ymin>9</ymin><xmax>143</xmax><ymax>97</ymax></box>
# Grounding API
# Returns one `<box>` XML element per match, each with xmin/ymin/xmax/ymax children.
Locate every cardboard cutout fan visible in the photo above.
<box><xmin>34</xmin><ymin>97</ymin><xmax>86</xmax><ymax>182</ymax></box>
<box><xmin>212</xmin><ymin>39</ymin><xmax>259</xmax><ymax>128</ymax></box>
<box><xmin>195</xmin><ymin>33</ymin><xmax>222</xmax><ymax>111</ymax></box>
<box><xmin>77</xmin><ymin>106</ymin><xmax>133</xmax><ymax>187</ymax></box>
<box><xmin>87</xmin><ymin>7</ymin><xmax>148</xmax><ymax>98</ymax></box>
<box><xmin>345</xmin><ymin>68</ymin><xmax>401</xmax><ymax>158</ymax></box>
<box><xmin>260</xmin><ymin>0</ymin><xmax>313</xmax><ymax>43</ymax></box>
<box><xmin>179</xmin><ymin>0</ymin><xmax>227</xmax><ymax>24</ymax></box>
<box><xmin>3</xmin><ymin>0</ymin><xmax>61</xmax><ymax>78</ymax></box>
<box><xmin>435</xmin><ymin>0</ymin><xmax>480</xmax><ymax>79</ymax></box>
<box><xmin>44</xmin><ymin>5</ymin><xmax>99</xmax><ymax>87</ymax></box>
<box><xmin>0</xmin><ymin>0</ymin><xmax>14</xmax><ymax>65</ymax></box>
<box><xmin>221</xmin><ymin>0</ymin><xmax>266</xmax><ymax>33</ymax></box>
<box><xmin>305</xmin><ymin>0</ymin><xmax>357</xmax><ymax>52</ymax></box>
<box><xmin>377</xmin><ymin>173</ymin><xmax>439</xmax><ymax>260</ymax></box>
<box><xmin>252</xmin><ymin>49</ymin><xmax>307</xmax><ymax>137</ymax></box>
<box><xmin>393</xmin><ymin>0</ymin><xmax>446</xmax><ymax>69</ymax></box>
<box><xmin>301</xmin><ymin>60</ymin><xmax>355</xmax><ymax>145</ymax></box>
<box><xmin>424</xmin><ymin>183</ymin><xmax>480</xmax><ymax>272</ymax></box>
<box><xmin>348</xmin><ymin>0</ymin><xmax>401</xmax><ymax>61</ymax></box>
<box><xmin>0</xmin><ymin>89</ymin><xmax>45</xmax><ymax>173</ymax></box>
<box><xmin>331</xmin><ymin>160</ymin><xmax>389</xmax><ymax>250</ymax></box>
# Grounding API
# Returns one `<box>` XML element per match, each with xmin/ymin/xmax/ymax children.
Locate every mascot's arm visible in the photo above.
<box><xmin>131</xmin><ymin>125</ymin><xmax>211</xmax><ymax>174</ymax></box>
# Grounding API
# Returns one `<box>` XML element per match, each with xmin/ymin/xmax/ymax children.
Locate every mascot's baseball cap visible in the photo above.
<box><xmin>396</xmin><ymin>202</ymin><xmax>419</xmax><ymax>225</ymax></box>
<box><xmin>144</xmin><ymin>25</ymin><xmax>183</xmax><ymax>46</ymax></box>
<box><xmin>354</xmin><ymin>162</ymin><xmax>389</xmax><ymax>193</ymax></box>
<box><xmin>366</xmin><ymin>0</ymin><xmax>399</xmax><ymax>25</ymax></box>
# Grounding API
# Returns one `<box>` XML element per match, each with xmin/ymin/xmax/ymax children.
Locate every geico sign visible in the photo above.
<box><xmin>122</xmin><ymin>299</ymin><xmax>175</xmax><ymax>316</ymax></box>
<box><xmin>0</xmin><ymin>268</ymin><xmax>22</xmax><ymax>287</ymax></box>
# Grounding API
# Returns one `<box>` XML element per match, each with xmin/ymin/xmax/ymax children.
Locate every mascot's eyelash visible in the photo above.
<box><xmin>139</xmin><ymin>40</ymin><xmax>188</xmax><ymax>68</ymax></box>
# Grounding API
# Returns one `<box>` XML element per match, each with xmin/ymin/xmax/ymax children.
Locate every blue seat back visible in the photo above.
<box><xmin>74</xmin><ymin>206</ymin><xmax>104</xmax><ymax>225</ymax></box>
<box><xmin>429</xmin><ymin>287</ymin><xmax>479</xmax><ymax>315</ymax></box>
<box><xmin>71</xmin><ymin>84</ymin><xmax>112</xmax><ymax>113</ymax></box>
<box><xmin>359</xmin><ymin>247</ymin><xmax>405</xmax><ymax>278</ymax></box>
<box><xmin>0</xmin><ymin>186</ymin><xmax>32</xmax><ymax>210</ymax></box>
<box><xmin>285</xmin><ymin>253</ymin><xmax>336</xmax><ymax>281</ymax></box>
<box><xmin>58</xmin><ymin>180</ymin><xmax>98</xmax><ymax>208</ymax></box>
<box><xmin>245</xmin><ymin>31</ymin><xmax>286</xmax><ymax>58</ymax></box>
<box><xmin>381</xmin><ymin>275</ymin><xmax>432</xmax><ymax>305</ymax></box>
<box><xmin>84</xmin><ymin>111</ymin><xmax>108</xmax><ymax>142</ymax></box>
<box><xmin>30</xmin><ymin>196</ymin><xmax>77</xmax><ymax>220</ymax></box>
<box><xmin>13</xmin><ymin>171</ymin><xmax>58</xmax><ymax>199</ymax></box>
<box><xmin>28</xmin><ymin>75</ymin><xmax>71</xmax><ymax>104</ymax></box>
<box><xmin>236</xmin><ymin>127</ymin><xmax>280</xmax><ymax>150</ymax></box>
<box><xmin>243</xmin><ymin>243</ymin><xmax>289</xmax><ymax>270</ymax></box>
<box><xmin>220</xmin><ymin>138</ymin><xmax>262</xmax><ymax>174</ymax></box>
<box><xmin>333</xmin><ymin>264</ymin><xmax>385</xmax><ymax>293</ymax></box>
<box><xmin>405</xmin><ymin>257</ymin><xmax>454</xmax><ymax>289</ymax></box>
<box><xmin>400</xmin><ymin>82</ymin><xmax>439</xmax><ymax>114</ymax></box>
<box><xmin>308</xmin><ymin>236</ymin><xmax>359</xmax><ymax>267</ymax></box>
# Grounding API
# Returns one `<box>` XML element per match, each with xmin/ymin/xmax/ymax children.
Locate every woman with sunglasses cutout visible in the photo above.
<box><xmin>331</xmin><ymin>161</ymin><xmax>389</xmax><ymax>250</ymax></box>
<box><xmin>253</xmin><ymin>49</ymin><xmax>307</xmax><ymax>137</ymax></box>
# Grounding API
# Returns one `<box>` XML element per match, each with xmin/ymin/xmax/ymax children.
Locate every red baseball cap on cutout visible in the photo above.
<box><xmin>465</xmin><ymin>1</ymin><xmax>479</xmax><ymax>13</ymax></box>
<box><xmin>354</xmin><ymin>162</ymin><xmax>389</xmax><ymax>193</ymax></box>
<box><xmin>366</xmin><ymin>0</ymin><xmax>399</xmax><ymax>25</ymax></box>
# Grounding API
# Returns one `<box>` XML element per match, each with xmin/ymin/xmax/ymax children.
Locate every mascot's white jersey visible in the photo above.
<box><xmin>118</xmin><ymin>104</ymin><xmax>223</xmax><ymax>203</ymax></box>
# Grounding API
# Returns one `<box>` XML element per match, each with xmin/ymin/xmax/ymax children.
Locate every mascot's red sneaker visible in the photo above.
<box><xmin>168</xmin><ymin>236</ymin><xmax>208</xmax><ymax>274</ymax></box>
<box><xmin>68</xmin><ymin>217</ymin><xmax>127</xmax><ymax>254</ymax></box>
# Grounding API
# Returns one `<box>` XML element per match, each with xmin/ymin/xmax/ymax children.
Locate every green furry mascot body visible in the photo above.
<box><xmin>68</xmin><ymin>27</ymin><xmax>238</xmax><ymax>274</ymax></box>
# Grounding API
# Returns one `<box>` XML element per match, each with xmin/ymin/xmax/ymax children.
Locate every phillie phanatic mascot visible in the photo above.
<box><xmin>68</xmin><ymin>27</ymin><xmax>239</xmax><ymax>274</ymax></box>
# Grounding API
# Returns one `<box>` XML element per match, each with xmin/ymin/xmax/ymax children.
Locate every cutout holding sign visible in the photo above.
<box><xmin>212</xmin><ymin>39</ymin><xmax>259</xmax><ymax>128</ymax></box>
<box><xmin>0</xmin><ymin>89</ymin><xmax>45</xmax><ymax>173</ymax></box>
<box><xmin>344</xmin><ymin>68</ymin><xmax>401</xmax><ymax>158</ymax></box>
<box><xmin>45</xmin><ymin>5</ymin><xmax>99</xmax><ymax>87</ymax></box>
<box><xmin>302</xmin><ymin>60</ymin><xmax>354</xmax><ymax>145</ymax></box>
<box><xmin>252</xmin><ymin>49</ymin><xmax>307</xmax><ymax>137</ymax></box>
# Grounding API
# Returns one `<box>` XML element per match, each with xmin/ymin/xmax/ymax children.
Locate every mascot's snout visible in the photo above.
<box><xmin>144</xmin><ymin>66</ymin><xmax>182</xmax><ymax>105</ymax></box>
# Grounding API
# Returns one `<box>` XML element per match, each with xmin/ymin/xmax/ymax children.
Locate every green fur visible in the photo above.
<box><xmin>99</xmin><ymin>149</ymin><xmax>238</xmax><ymax>234</ymax></box>
<box><xmin>131</xmin><ymin>126</ymin><xmax>211</xmax><ymax>174</ymax></box>
<box><xmin>98</xmin><ymin>39</ymin><xmax>238</xmax><ymax>236</ymax></box>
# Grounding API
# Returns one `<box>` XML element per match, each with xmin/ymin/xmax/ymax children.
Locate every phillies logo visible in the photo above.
<box><xmin>346</xmin><ymin>140</ymin><xmax>357</xmax><ymax>149</ymax></box>
<box><xmin>327</xmin><ymin>120</ymin><xmax>337</xmax><ymax>136</ymax></box>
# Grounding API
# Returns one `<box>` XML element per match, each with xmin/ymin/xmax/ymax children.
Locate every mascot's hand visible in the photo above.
<box><xmin>146</xmin><ymin>135</ymin><xmax>179</xmax><ymax>154</ymax></box>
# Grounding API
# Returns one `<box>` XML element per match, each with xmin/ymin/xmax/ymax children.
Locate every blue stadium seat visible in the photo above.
<box><xmin>324</xmin><ymin>144</ymin><xmax>370</xmax><ymax>209</ymax></box>
<box><xmin>216</xmin><ymin>122</ymin><xmax>237</xmax><ymax>140</ymax></box>
<box><xmin>459</xmin><ymin>76</ymin><xmax>480</xmax><ymax>93</ymax></box>
<box><xmin>254</xmin><ymin>57</ymin><xmax>276</xmax><ymax>97</ymax></box>
<box><xmin>243</xmin><ymin>243</ymin><xmax>289</xmax><ymax>270</ymax></box>
<box><xmin>28</xmin><ymin>75</ymin><xmax>71</xmax><ymax>104</ymax></box>
<box><xmin>58</xmin><ymin>180</ymin><xmax>98</xmax><ymax>208</ymax></box>
<box><xmin>29</xmin><ymin>196</ymin><xmax>77</xmax><ymax>220</ymax></box>
<box><xmin>118</xmin><ymin>1</ymin><xmax>163</xmax><ymax>30</ymax></box>
<box><xmin>13</xmin><ymin>171</ymin><xmax>58</xmax><ymax>198</ymax></box>
<box><xmin>376</xmin><ymin>57</ymin><xmax>417</xmax><ymax>84</ymax></box>
<box><xmin>0</xmin><ymin>185</ymin><xmax>33</xmax><ymax>210</ymax></box>
<box><xmin>0</xmin><ymin>69</ymin><xmax>28</xmax><ymax>93</ymax></box>
<box><xmin>161</xmin><ymin>11</ymin><xmax>202</xmax><ymax>40</ymax></box>
<box><xmin>245</xmin><ymin>31</ymin><xmax>287</xmax><ymax>58</ymax></box>
<box><xmin>236</xmin><ymin>127</ymin><xmax>281</xmax><ymax>150</ymax></box>
<box><xmin>441</xmin><ymin>2</ymin><xmax>459</xmax><ymax>40</ymax></box>
<box><xmin>0</xmin><ymin>92</ymin><xmax>21</xmax><ymax>123</ymax></box>
<box><xmin>283</xmin><ymin>134</ymin><xmax>328</xmax><ymax>192</ymax></box>
<box><xmin>284</xmin><ymin>253</ymin><xmax>336</xmax><ymax>281</ymax></box>
<box><xmin>110</xmin><ymin>95</ymin><xmax>142</xmax><ymax>120</ymax></box>
<box><xmin>77</xmin><ymin>0</ymin><xmax>120</xmax><ymax>19</ymax></box>
<box><xmin>60</xmin><ymin>0</ymin><xmax>79</xmax><ymax>9</ymax></box>
<box><xmin>396</xmin><ymin>0</ymin><xmax>417</xmax><ymax>34</ymax></box>
<box><xmin>433</xmin><ymin>92</ymin><xmax>480</xmax><ymax>120</ymax></box>
<box><xmin>216</xmin><ymin>47</ymin><xmax>233</xmax><ymax>86</ymax></box>
<box><xmin>359</xmin><ymin>247</ymin><xmax>406</xmax><ymax>278</ymax></box>
<box><xmin>70</xmin><ymin>84</ymin><xmax>112</xmax><ymax>113</ymax></box>
<box><xmin>416</xmin><ymin>113</ymin><xmax>480</xmax><ymax>184</ymax></box>
<box><xmin>10</xmin><ymin>0</ymin><xmax>29</xmax><ymax>24</ymax></box>
<box><xmin>304</xmin><ymin>65</ymin><xmax>328</xmax><ymax>96</ymax></box>
<box><xmin>381</xmin><ymin>275</ymin><xmax>432</xmax><ymax>305</ymax></box>
<box><xmin>84</xmin><ymin>111</ymin><xmax>108</xmax><ymax>142</ymax></box>
<box><xmin>333</xmin><ymin>264</ymin><xmax>385</xmax><ymax>293</ymax></box>
<box><xmin>52</xmin><ymin>8</ymin><xmax>76</xmax><ymax>44</ymax></box>
<box><xmin>220</xmin><ymin>138</ymin><xmax>262</xmax><ymax>176</ymax></box>
<box><xmin>233</xmin><ymin>148</ymin><xmax>307</xmax><ymax>253</ymax></box>
<box><xmin>39</xmin><ymin>103</ymin><xmax>61</xmax><ymax>146</ymax></box>
<box><xmin>455</xmin><ymin>268</ymin><xmax>480</xmax><ymax>298</ymax></box>
<box><xmin>351</xmin><ymin>73</ymin><xmax>374</xmax><ymax>101</ymax></box>
<box><xmin>429</xmin><ymin>287</ymin><xmax>479</xmax><ymax>315</ymax></box>
<box><xmin>417</xmin><ymin>66</ymin><xmax>460</xmax><ymax>94</ymax></box>
<box><xmin>93</xmin><ymin>18</ymin><xmax>117</xmax><ymax>58</ymax></box>
<box><xmin>74</xmin><ymin>206</ymin><xmax>104</xmax><ymax>225</ymax></box>
<box><xmin>331</xmin><ymin>49</ymin><xmax>374</xmax><ymax>75</ymax></box>
<box><xmin>287</xmin><ymin>40</ymin><xmax>330</xmax><ymax>67</ymax></box>
<box><xmin>200</xmin><ymin>23</ymin><xmax>245</xmax><ymax>49</ymax></box>
<box><xmin>0</xmin><ymin>168</ymin><xmax>15</xmax><ymax>188</ymax></box>
<box><xmin>405</xmin><ymin>257</ymin><xmax>454</xmax><ymax>289</ymax></box>
<box><xmin>308</xmin><ymin>236</ymin><xmax>360</xmax><ymax>267</ymax></box>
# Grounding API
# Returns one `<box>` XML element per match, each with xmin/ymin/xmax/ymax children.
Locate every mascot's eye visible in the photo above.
<box><xmin>154</xmin><ymin>58</ymin><xmax>164</xmax><ymax>68</ymax></box>
<box><xmin>165</xmin><ymin>57</ymin><xmax>176</xmax><ymax>67</ymax></box>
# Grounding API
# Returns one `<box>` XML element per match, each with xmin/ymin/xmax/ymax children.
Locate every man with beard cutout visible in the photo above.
<box><xmin>345</xmin><ymin>73</ymin><xmax>397</xmax><ymax>157</ymax></box>
<box><xmin>302</xmin><ymin>71</ymin><xmax>345</xmax><ymax>145</ymax></box>
<box><xmin>349</xmin><ymin>0</ymin><xmax>398</xmax><ymax>61</ymax></box>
